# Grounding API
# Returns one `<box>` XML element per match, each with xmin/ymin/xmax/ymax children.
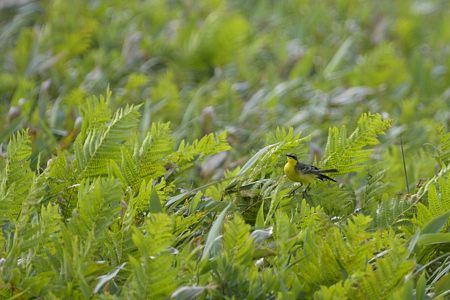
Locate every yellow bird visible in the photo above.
<box><xmin>284</xmin><ymin>153</ymin><xmax>338</xmax><ymax>188</ymax></box>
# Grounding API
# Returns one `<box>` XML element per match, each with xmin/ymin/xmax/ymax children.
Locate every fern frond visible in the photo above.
<box><xmin>74</xmin><ymin>104</ymin><xmax>141</xmax><ymax>178</ymax></box>
<box><xmin>1</xmin><ymin>203</ymin><xmax>62</xmax><ymax>292</ymax></box>
<box><xmin>435</xmin><ymin>125</ymin><xmax>450</xmax><ymax>166</ymax></box>
<box><xmin>302</xmin><ymin>215</ymin><xmax>415</xmax><ymax>299</ymax></box>
<box><xmin>372</xmin><ymin>197</ymin><xmax>413</xmax><ymax>229</ymax></box>
<box><xmin>209</xmin><ymin>213</ymin><xmax>272</xmax><ymax>299</ymax></box>
<box><xmin>42</xmin><ymin>153</ymin><xmax>67</xmax><ymax>192</ymax></box>
<box><xmin>0</xmin><ymin>130</ymin><xmax>34</xmax><ymax>225</ymax></box>
<box><xmin>133</xmin><ymin>213</ymin><xmax>174</xmax><ymax>257</ymax></box>
<box><xmin>126</xmin><ymin>213</ymin><xmax>177</xmax><ymax>298</ymax></box>
<box><xmin>312</xmin><ymin>184</ymin><xmax>356</xmax><ymax>216</ymax></box>
<box><xmin>360</xmin><ymin>166</ymin><xmax>388</xmax><ymax>211</ymax></box>
<box><xmin>112</xmin><ymin>122</ymin><xmax>175</xmax><ymax>193</ymax></box>
<box><xmin>42</xmin><ymin>152</ymin><xmax>80</xmax><ymax>218</ymax></box>
<box><xmin>348</xmin><ymin>43</ymin><xmax>408</xmax><ymax>87</ymax></box>
<box><xmin>334</xmin><ymin>214</ymin><xmax>374</xmax><ymax>272</ymax></box>
<box><xmin>18</xmin><ymin>204</ymin><xmax>62</xmax><ymax>258</ymax></box>
<box><xmin>130</xmin><ymin>180</ymin><xmax>159</xmax><ymax>216</ymax></box>
<box><xmin>117</xmin><ymin>147</ymin><xmax>140</xmax><ymax>190</ymax></box>
<box><xmin>323</xmin><ymin>113</ymin><xmax>392</xmax><ymax>173</ymax></box>
<box><xmin>112</xmin><ymin>123</ymin><xmax>174</xmax><ymax>192</ymax></box>
<box><xmin>414</xmin><ymin>162</ymin><xmax>450</xmax><ymax>200</ymax></box>
<box><xmin>46</xmin><ymin>232</ymin><xmax>109</xmax><ymax>298</ymax></box>
<box><xmin>428</xmin><ymin>177</ymin><xmax>450</xmax><ymax>218</ymax></box>
<box><xmin>356</xmin><ymin>246</ymin><xmax>415</xmax><ymax>299</ymax></box>
<box><xmin>126</xmin><ymin>252</ymin><xmax>177</xmax><ymax>299</ymax></box>
<box><xmin>315</xmin><ymin>245</ymin><xmax>415</xmax><ymax>300</ymax></box>
<box><xmin>222</xmin><ymin>214</ymin><xmax>254</xmax><ymax>265</ymax></box>
<box><xmin>416</xmin><ymin>176</ymin><xmax>450</xmax><ymax>227</ymax></box>
<box><xmin>77</xmin><ymin>94</ymin><xmax>112</xmax><ymax>141</ymax></box>
<box><xmin>113</xmin><ymin>124</ymin><xmax>226</xmax><ymax>192</ymax></box>
<box><xmin>271</xmin><ymin>208</ymin><xmax>313</xmax><ymax>271</ymax></box>
<box><xmin>314</xmin><ymin>280</ymin><xmax>353</xmax><ymax>300</ymax></box>
<box><xmin>183</xmin><ymin>11</ymin><xmax>249</xmax><ymax>68</ymax></box>
<box><xmin>135</xmin><ymin>123</ymin><xmax>174</xmax><ymax>179</ymax></box>
<box><xmin>299</xmin><ymin>226</ymin><xmax>342</xmax><ymax>288</ymax></box>
<box><xmin>68</xmin><ymin>178</ymin><xmax>122</xmax><ymax>240</ymax></box>
<box><xmin>173</xmin><ymin>131</ymin><xmax>231</xmax><ymax>167</ymax></box>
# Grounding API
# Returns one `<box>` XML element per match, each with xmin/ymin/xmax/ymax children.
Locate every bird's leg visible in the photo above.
<box><xmin>301</xmin><ymin>184</ymin><xmax>311</xmax><ymax>199</ymax></box>
<box><xmin>288</xmin><ymin>183</ymin><xmax>303</xmax><ymax>197</ymax></box>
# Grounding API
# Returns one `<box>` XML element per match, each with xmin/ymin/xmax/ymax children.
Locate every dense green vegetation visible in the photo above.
<box><xmin>1</xmin><ymin>0</ymin><xmax>450</xmax><ymax>299</ymax></box>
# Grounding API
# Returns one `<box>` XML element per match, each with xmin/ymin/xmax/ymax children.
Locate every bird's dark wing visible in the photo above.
<box><xmin>296</xmin><ymin>162</ymin><xmax>321</xmax><ymax>175</ymax></box>
<box><xmin>296</xmin><ymin>162</ymin><xmax>337</xmax><ymax>182</ymax></box>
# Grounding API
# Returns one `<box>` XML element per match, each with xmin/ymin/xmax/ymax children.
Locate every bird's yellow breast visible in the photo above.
<box><xmin>284</xmin><ymin>159</ymin><xmax>315</xmax><ymax>184</ymax></box>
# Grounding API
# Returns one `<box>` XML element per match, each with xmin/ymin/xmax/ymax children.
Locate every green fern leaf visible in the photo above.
<box><xmin>68</xmin><ymin>178</ymin><xmax>122</xmax><ymax>240</ymax></box>
<box><xmin>373</xmin><ymin>197</ymin><xmax>413</xmax><ymax>229</ymax></box>
<box><xmin>136</xmin><ymin>123</ymin><xmax>174</xmax><ymax>179</ymax></box>
<box><xmin>74</xmin><ymin>104</ymin><xmax>141</xmax><ymax>178</ymax></box>
<box><xmin>356</xmin><ymin>246</ymin><xmax>414</xmax><ymax>300</ymax></box>
<box><xmin>43</xmin><ymin>152</ymin><xmax>72</xmax><ymax>200</ymax></box>
<box><xmin>360</xmin><ymin>167</ymin><xmax>388</xmax><ymax>211</ymax></box>
<box><xmin>222</xmin><ymin>214</ymin><xmax>254</xmax><ymax>265</ymax></box>
<box><xmin>0</xmin><ymin>130</ymin><xmax>34</xmax><ymax>225</ymax></box>
<box><xmin>323</xmin><ymin>113</ymin><xmax>392</xmax><ymax>173</ymax></box>
<box><xmin>416</xmin><ymin>176</ymin><xmax>450</xmax><ymax>227</ymax></box>
<box><xmin>133</xmin><ymin>213</ymin><xmax>174</xmax><ymax>257</ymax></box>
<box><xmin>113</xmin><ymin>123</ymin><xmax>175</xmax><ymax>192</ymax></box>
<box><xmin>428</xmin><ymin>177</ymin><xmax>450</xmax><ymax>218</ymax></box>
<box><xmin>173</xmin><ymin>131</ymin><xmax>231</xmax><ymax>167</ymax></box>
<box><xmin>77</xmin><ymin>94</ymin><xmax>112</xmax><ymax>139</ymax></box>
<box><xmin>118</xmin><ymin>147</ymin><xmax>140</xmax><ymax>190</ymax></box>
<box><xmin>414</xmin><ymin>162</ymin><xmax>450</xmax><ymax>200</ymax></box>
<box><xmin>1</xmin><ymin>203</ymin><xmax>62</xmax><ymax>292</ymax></box>
<box><xmin>436</xmin><ymin>125</ymin><xmax>450</xmax><ymax>166</ymax></box>
<box><xmin>126</xmin><ymin>213</ymin><xmax>178</xmax><ymax>299</ymax></box>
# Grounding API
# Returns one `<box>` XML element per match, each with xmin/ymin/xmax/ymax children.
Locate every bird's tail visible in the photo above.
<box><xmin>320</xmin><ymin>168</ymin><xmax>338</xmax><ymax>173</ymax></box>
<box><xmin>318</xmin><ymin>173</ymin><xmax>336</xmax><ymax>182</ymax></box>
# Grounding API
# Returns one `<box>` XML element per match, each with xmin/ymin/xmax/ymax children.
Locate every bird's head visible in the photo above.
<box><xmin>286</xmin><ymin>153</ymin><xmax>298</xmax><ymax>162</ymax></box>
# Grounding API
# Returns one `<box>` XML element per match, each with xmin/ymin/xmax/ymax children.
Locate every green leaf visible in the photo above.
<box><xmin>166</xmin><ymin>191</ymin><xmax>192</xmax><ymax>207</ymax></box>
<box><xmin>149</xmin><ymin>187</ymin><xmax>163</xmax><ymax>213</ymax></box>
<box><xmin>94</xmin><ymin>263</ymin><xmax>126</xmax><ymax>294</ymax></box>
<box><xmin>171</xmin><ymin>286</ymin><xmax>207</xmax><ymax>300</ymax></box>
<box><xmin>417</xmin><ymin>233</ymin><xmax>450</xmax><ymax>247</ymax></box>
<box><xmin>255</xmin><ymin>201</ymin><xmax>265</xmax><ymax>229</ymax></box>
<box><xmin>416</xmin><ymin>272</ymin><xmax>426</xmax><ymax>300</ymax></box>
<box><xmin>421</xmin><ymin>211</ymin><xmax>450</xmax><ymax>234</ymax></box>
<box><xmin>237</xmin><ymin>144</ymin><xmax>274</xmax><ymax>176</ymax></box>
<box><xmin>189</xmin><ymin>192</ymin><xmax>202</xmax><ymax>214</ymax></box>
<box><xmin>434</xmin><ymin>272</ymin><xmax>450</xmax><ymax>298</ymax></box>
<box><xmin>407</xmin><ymin>230</ymin><xmax>421</xmax><ymax>254</ymax></box>
<box><xmin>324</xmin><ymin>37</ymin><xmax>353</xmax><ymax>78</ymax></box>
<box><xmin>202</xmin><ymin>203</ymin><xmax>231</xmax><ymax>260</ymax></box>
<box><xmin>390</xmin><ymin>278</ymin><xmax>414</xmax><ymax>300</ymax></box>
